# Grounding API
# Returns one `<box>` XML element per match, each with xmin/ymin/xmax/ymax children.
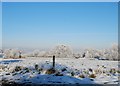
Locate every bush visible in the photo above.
<box><xmin>24</xmin><ymin>67</ymin><xmax>30</xmax><ymax>73</ymax></box>
<box><xmin>71</xmin><ymin>71</ymin><xmax>75</xmax><ymax>76</ymax></box>
<box><xmin>117</xmin><ymin>70</ymin><xmax>120</xmax><ymax>73</ymax></box>
<box><xmin>109</xmin><ymin>68</ymin><xmax>116</xmax><ymax>74</ymax></box>
<box><xmin>89</xmin><ymin>74</ymin><xmax>96</xmax><ymax>78</ymax></box>
<box><xmin>61</xmin><ymin>68</ymin><xmax>67</xmax><ymax>72</ymax></box>
<box><xmin>79</xmin><ymin>74</ymin><xmax>85</xmax><ymax>78</ymax></box>
<box><xmin>35</xmin><ymin>64</ymin><xmax>39</xmax><ymax>70</ymax></box>
<box><xmin>14</xmin><ymin>66</ymin><xmax>23</xmax><ymax>72</ymax></box>
<box><xmin>45</xmin><ymin>68</ymin><xmax>56</xmax><ymax>74</ymax></box>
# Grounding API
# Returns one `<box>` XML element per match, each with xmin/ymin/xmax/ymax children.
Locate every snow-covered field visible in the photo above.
<box><xmin>0</xmin><ymin>57</ymin><xmax>119</xmax><ymax>85</ymax></box>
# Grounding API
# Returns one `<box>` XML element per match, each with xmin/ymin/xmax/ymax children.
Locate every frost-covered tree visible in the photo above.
<box><xmin>4</xmin><ymin>49</ymin><xmax>12</xmax><ymax>58</ymax></box>
<box><xmin>52</xmin><ymin>45</ymin><xmax>73</xmax><ymax>58</ymax></box>
<box><xmin>4</xmin><ymin>49</ymin><xmax>19</xmax><ymax>58</ymax></box>
<box><xmin>25</xmin><ymin>52</ymin><xmax>34</xmax><ymax>57</ymax></box>
<box><xmin>73</xmin><ymin>53</ymin><xmax>82</xmax><ymax>58</ymax></box>
<box><xmin>4</xmin><ymin>49</ymin><xmax>24</xmax><ymax>59</ymax></box>
<box><xmin>38</xmin><ymin>51</ymin><xmax>46</xmax><ymax>57</ymax></box>
<box><xmin>95</xmin><ymin>43</ymin><xmax>118</xmax><ymax>60</ymax></box>
<box><xmin>109</xmin><ymin>43</ymin><xmax>118</xmax><ymax>60</ymax></box>
<box><xmin>33</xmin><ymin>50</ymin><xmax>40</xmax><ymax>57</ymax></box>
<box><xmin>38</xmin><ymin>51</ymin><xmax>52</xmax><ymax>57</ymax></box>
<box><xmin>84</xmin><ymin>49</ymin><xmax>96</xmax><ymax>58</ymax></box>
<box><xmin>0</xmin><ymin>49</ymin><xmax>3</xmax><ymax>53</ymax></box>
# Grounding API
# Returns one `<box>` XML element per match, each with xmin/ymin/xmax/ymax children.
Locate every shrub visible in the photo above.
<box><xmin>35</xmin><ymin>64</ymin><xmax>39</xmax><ymax>70</ymax></box>
<box><xmin>38</xmin><ymin>68</ymin><xmax>43</xmax><ymax>71</ymax></box>
<box><xmin>38</xmin><ymin>68</ymin><xmax>43</xmax><ymax>74</ymax></box>
<box><xmin>5</xmin><ymin>73</ymin><xmax>10</xmax><ymax>75</ymax></box>
<box><xmin>71</xmin><ymin>71</ymin><xmax>75</xmax><ymax>76</ymax></box>
<box><xmin>109</xmin><ymin>68</ymin><xmax>116</xmax><ymax>74</ymax></box>
<box><xmin>14</xmin><ymin>66</ymin><xmax>23</xmax><ymax>72</ymax></box>
<box><xmin>117</xmin><ymin>70</ymin><xmax>120</xmax><ymax>73</ymax></box>
<box><xmin>79</xmin><ymin>74</ymin><xmax>85</xmax><ymax>78</ymax></box>
<box><xmin>89</xmin><ymin>74</ymin><xmax>96</xmax><ymax>78</ymax></box>
<box><xmin>45</xmin><ymin>68</ymin><xmax>56</xmax><ymax>74</ymax></box>
<box><xmin>61</xmin><ymin>68</ymin><xmax>67</xmax><ymax>72</ymax></box>
<box><xmin>24</xmin><ymin>67</ymin><xmax>30</xmax><ymax>73</ymax></box>
<box><xmin>88</xmin><ymin>68</ymin><xmax>93</xmax><ymax>72</ymax></box>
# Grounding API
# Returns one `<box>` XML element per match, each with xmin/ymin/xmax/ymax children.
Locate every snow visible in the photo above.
<box><xmin>0</xmin><ymin>57</ymin><xmax>119</xmax><ymax>85</ymax></box>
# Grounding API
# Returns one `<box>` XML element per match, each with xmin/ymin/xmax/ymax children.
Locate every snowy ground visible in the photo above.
<box><xmin>0</xmin><ymin>57</ymin><xmax>119</xmax><ymax>85</ymax></box>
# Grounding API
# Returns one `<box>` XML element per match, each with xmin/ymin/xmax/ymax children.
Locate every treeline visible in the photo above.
<box><xmin>0</xmin><ymin>44</ymin><xmax>119</xmax><ymax>61</ymax></box>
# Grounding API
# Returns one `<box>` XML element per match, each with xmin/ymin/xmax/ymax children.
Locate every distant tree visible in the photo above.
<box><xmin>109</xmin><ymin>43</ymin><xmax>118</xmax><ymax>60</ymax></box>
<box><xmin>11</xmin><ymin>49</ymin><xmax>20</xmax><ymax>58</ymax></box>
<box><xmin>38</xmin><ymin>51</ymin><xmax>46</xmax><ymax>57</ymax></box>
<box><xmin>84</xmin><ymin>49</ymin><xmax>95</xmax><ymax>58</ymax></box>
<box><xmin>98</xmin><ymin>43</ymin><xmax>118</xmax><ymax>60</ymax></box>
<box><xmin>52</xmin><ymin>45</ymin><xmax>73</xmax><ymax>58</ymax></box>
<box><xmin>4</xmin><ymin>49</ymin><xmax>24</xmax><ymax>59</ymax></box>
<box><xmin>33</xmin><ymin>50</ymin><xmax>40</xmax><ymax>57</ymax></box>
<box><xmin>0</xmin><ymin>49</ymin><xmax>3</xmax><ymax>53</ymax></box>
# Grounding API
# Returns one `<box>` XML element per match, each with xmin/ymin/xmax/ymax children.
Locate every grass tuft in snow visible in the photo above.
<box><xmin>89</xmin><ymin>74</ymin><xmax>96</xmax><ymax>78</ymax></box>
<box><xmin>13</xmin><ymin>66</ymin><xmax>23</xmax><ymax>72</ymax></box>
<box><xmin>79</xmin><ymin>74</ymin><xmax>85</xmax><ymax>78</ymax></box>
<box><xmin>35</xmin><ymin>64</ymin><xmax>39</xmax><ymax>70</ymax></box>
<box><xmin>45</xmin><ymin>68</ymin><xmax>56</xmax><ymax>74</ymax></box>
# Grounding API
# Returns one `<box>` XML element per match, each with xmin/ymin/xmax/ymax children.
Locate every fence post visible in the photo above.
<box><xmin>53</xmin><ymin>55</ymin><xmax>55</xmax><ymax>70</ymax></box>
<box><xmin>19</xmin><ymin>51</ymin><xmax>22</xmax><ymax>58</ymax></box>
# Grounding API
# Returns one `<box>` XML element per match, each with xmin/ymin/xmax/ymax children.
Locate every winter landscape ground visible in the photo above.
<box><xmin>0</xmin><ymin>45</ymin><xmax>119</xmax><ymax>85</ymax></box>
<box><xmin>0</xmin><ymin>46</ymin><xmax>119</xmax><ymax>85</ymax></box>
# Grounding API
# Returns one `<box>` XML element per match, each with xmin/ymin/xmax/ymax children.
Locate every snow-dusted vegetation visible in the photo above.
<box><xmin>52</xmin><ymin>45</ymin><xmax>73</xmax><ymax>58</ymax></box>
<box><xmin>0</xmin><ymin>57</ymin><xmax>119</xmax><ymax>85</ymax></box>
<box><xmin>3</xmin><ymin>49</ymin><xmax>25</xmax><ymax>59</ymax></box>
<box><xmin>0</xmin><ymin>44</ymin><xmax>119</xmax><ymax>85</ymax></box>
<box><xmin>2</xmin><ymin>44</ymin><xmax>118</xmax><ymax>61</ymax></box>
